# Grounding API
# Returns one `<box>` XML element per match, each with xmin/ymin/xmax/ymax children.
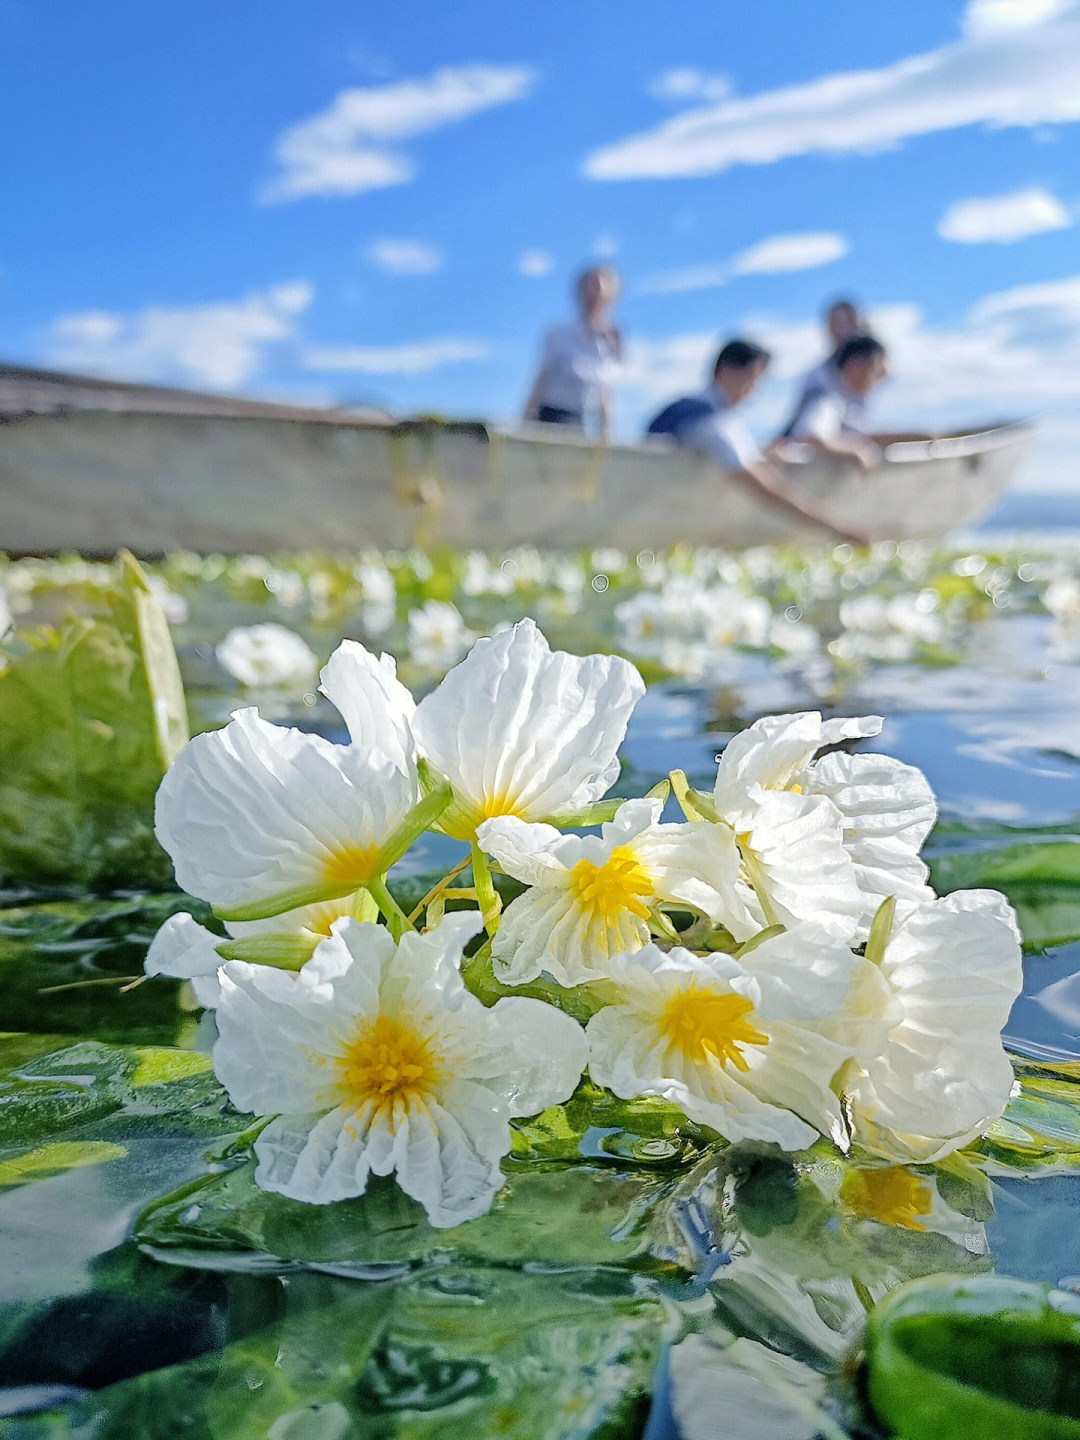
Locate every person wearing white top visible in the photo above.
<box><xmin>523</xmin><ymin>267</ymin><xmax>622</xmax><ymax>438</ymax></box>
<box><xmin>781</xmin><ymin>335</ymin><xmax>887</xmax><ymax>472</ymax></box>
<box><xmin>646</xmin><ymin>339</ymin><xmax>869</xmax><ymax>546</ymax></box>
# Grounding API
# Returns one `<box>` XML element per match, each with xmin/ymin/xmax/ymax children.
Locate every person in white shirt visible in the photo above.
<box><xmin>780</xmin><ymin>335</ymin><xmax>887</xmax><ymax>472</ymax></box>
<box><xmin>647</xmin><ymin>339</ymin><xmax>868</xmax><ymax>546</ymax></box>
<box><xmin>522</xmin><ymin>267</ymin><xmax>622</xmax><ymax>438</ymax></box>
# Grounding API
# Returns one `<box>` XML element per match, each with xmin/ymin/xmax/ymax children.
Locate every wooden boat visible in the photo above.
<box><xmin>0</xmin><ymin>363</ymin><xmax>1031</xmax><ymax>556</ymax></box>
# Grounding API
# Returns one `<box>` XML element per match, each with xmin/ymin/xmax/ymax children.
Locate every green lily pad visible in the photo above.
<box><xmin>864</xmin><ymin>1274</ymin><xmax>1080</xmax><ymax>1439</ymax></box>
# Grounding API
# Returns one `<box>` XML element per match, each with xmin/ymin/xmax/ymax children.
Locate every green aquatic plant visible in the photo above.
<box><xmin>0</xmin><ymin>554</ymin><xmax>187</xmax><ymax>888</ymax></box>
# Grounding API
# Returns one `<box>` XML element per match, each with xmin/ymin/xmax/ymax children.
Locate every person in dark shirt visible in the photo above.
<box><xmin>647</xmin><ymin>339</ymin><xmax>869</xmax><ymax>545</ymax></box>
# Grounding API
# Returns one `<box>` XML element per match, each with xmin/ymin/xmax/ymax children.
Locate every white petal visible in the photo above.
<box><xmin>847</xmin><ymin>890</ymin><xmax>1022</xmax><ymax>1159</ymax></box>
<box><xmin>144</xmin><ymin>912</ymin><xmax>224</xmax><ymax>981</ymax></box>
<box><xmin>476</xmin><ymin>815</ymin><xmax>576</xmax><ymax>887</ymax></box>
<box><xmin>739</xmin><ymin>789</ymin><xmax>864</xmax><ymax>939</ymax></box>
<box><xmin>634</xmin><ymin>820</ymin><xmax>755</xmax><ymax>934</ymax></box>
<box><xmin>457</xmin><ymin>996</ymin><xmax>587</xmax><ymax>1114</ymax></box>
<box><xmin>809</xmin><ymin>751</ymin><xmax>937</xmax><ymax>912</ymax></box>
<box><xmin>318</xmin><ymin>640</ymin><xmax>417</xmax><ymax>777</ymax></box>
<box><xmin>412</xmin><ymin>619</ymin><xmax>644</xmax><ymax>827</ymax></box>
<box><xmin>395</xmin><ymin>1089</ymin><xmax>508</xmax><ymax>1227</ymax></box>
<box><xmin>253</xmin><ymin>1107</ymin><xmax>375</xmax><ymax>1203</ymax></box>
<box><xmin>155</xmin><ymin>707</ymin><xmax>419</xmax><ymax>918</ymax></box>
<box><xmin>712</xmin><ymin>712</ymin><xmax>828</xmax><ymax>819</ymax></box>
<box><xmin>732</xmin><ymin>922</ymin><xmax>859</xmax><ymax>1024</ymax></box>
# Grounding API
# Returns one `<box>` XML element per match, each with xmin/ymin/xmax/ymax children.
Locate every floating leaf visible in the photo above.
<box><xmin>864</xmin><ymin>1274</ymin><xmax>1080</xmax><ymax>1440</ymax></box>
<box><xmin>0</xmin><ymin>1141</ymin><xmax>125</xmax><ymax>1190</ymax></box>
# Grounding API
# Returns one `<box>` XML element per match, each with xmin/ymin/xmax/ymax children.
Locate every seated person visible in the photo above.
<box><xmin>647</xmin><ymin>339</ymin><xmax>868</xmax><ymax>546</ymax></box>
<box><xmin>779</xmin><ymin>334</ymin><xmax>887</xmax><ymax>471</ymax></box>
<box><xmin>522</xmin><ymin>266</ymin><xmax>622</xmax><ymax>437</ymax></box>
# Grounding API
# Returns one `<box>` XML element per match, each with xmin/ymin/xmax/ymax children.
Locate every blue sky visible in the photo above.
<box><xmin>4</xmin><ymin>0</ymin><xmax>1080</xmax><ymax>487</ymax></box>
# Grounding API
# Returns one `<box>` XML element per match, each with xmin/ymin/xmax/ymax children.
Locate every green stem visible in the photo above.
<box><xmin>366</xmin><ymin>874</ymin><xmax>415</xmax><ymax>942</ymax></box>
<box><xmin>470</xmin><ymin>842</ymin><xmax>502</xmax><ymax>936</ymax></box>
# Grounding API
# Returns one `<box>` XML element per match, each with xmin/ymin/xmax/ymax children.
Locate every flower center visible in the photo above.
<box><xmin>340</xmin><ymin>1015</ymin><xmax>436</xmax><ymax>1105</ymax></box>
<box><xmin>570</xmin><ymin>845</ymin><xmax>654</xmax><ymax>924</ymax></box>
<box><xmin>322</xmin><ymin>843</ymin><xmax>380</xmax><ymax>889</ymax></box>
<box><xmin>659</xmin><ymin>986</ymin><xmax>769</xmax><ymax>1072</ymax></box>
<box><xmin>840</xmin><ymin>1166</ymin><xmax>932</xmax><ymax>1232</ymax></box>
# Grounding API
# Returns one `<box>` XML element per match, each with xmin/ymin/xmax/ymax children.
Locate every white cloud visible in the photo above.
<box><xmin>938</xmin><ymin>186</ymin><xmax>1072</xmax><ymax>242</ymax></box>
<box><xmin>367</xmin><ymin>238</ymin><xmax>444</xmax><ymax>274</ymax></box>
<box><xmin>640</xmin><ymin>232</ymin><xmax>848</xmax><ymax>294</ymax></box>
<box><xmin>592</xmin><ymin>233</ymin><xmax>620</xmax><ymax>258</ymax></box>
<box><xmin>732</xmin><ymin>231</ymin><xmax>849</xmax><ymax>275</ymax></box>
<box><xmin>584</xmin><ymin>3</ymin><xmax>1080</xmax><ymax>180</ymax></box>
<box><xmin>47</xmin><ymin>282</ymin><xmax>314</xmax><ymax>390</ymax></box>
<box><xmin>303</xmin><ymin>338</ymin><xmax>492</xmax><ymax>375</ymax></box>
<box><xmin>964</xmin><ymin>0</ymin><xmax>1073</xmax><ymax>37</ymax></box>
<box><xmin>518</xmin><ymin>250</ymin><xmax>554</xmax><ymax>278</ymax></box>
<box><xmin>262</xmin><ymin>64</ymin><xmax>536</xmax><ymax>203</ymax></box>
<box><xmin>649</xmin><ymin>68</ymin><xmax>730</xmax><ymax>103</ymax></box>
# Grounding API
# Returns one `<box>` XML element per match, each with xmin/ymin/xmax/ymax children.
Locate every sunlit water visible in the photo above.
<box><xmin>4</xmin><ymin>527</ymin><xmax>1080</xmax><ymax>1438</ymax></box>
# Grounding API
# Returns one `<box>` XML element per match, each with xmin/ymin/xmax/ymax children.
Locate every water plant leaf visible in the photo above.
<box><xmin>864</xmin><ymin>1274</ymin><xmax>1080</xmax><ymax>1440</ymax></box>
<box><xmin>0</xmin><ymin>1141</ymin><xmax>125</xmax><ymax>1190</ymax></box>
<box><xmin>0</xmin><ymin>559</ymin><xmax>188</xmax><ymax>888</ymax></box>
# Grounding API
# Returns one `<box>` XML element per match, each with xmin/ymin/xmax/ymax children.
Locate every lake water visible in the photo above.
<box><xmin>3</xmin><ymin>526</ymin><xmax>1080</xmax><ymax>1438</ymax></box>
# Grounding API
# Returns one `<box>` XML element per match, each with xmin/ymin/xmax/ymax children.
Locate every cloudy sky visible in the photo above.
<box><xmin>4</xmin><ymin>0</ymin><xmax>1080</xmax><ymax>489</ymax></box>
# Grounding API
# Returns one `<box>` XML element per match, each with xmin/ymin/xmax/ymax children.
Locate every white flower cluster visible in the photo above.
<box><xmin>146</xmin><ymin>620</ymin><xmax>1022</xmax><ymax>1227</ymax></box>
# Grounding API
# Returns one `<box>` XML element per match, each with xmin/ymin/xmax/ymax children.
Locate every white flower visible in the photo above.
<box><xmin>479</xmin><ymin>797</ymin><xmax>751</xmax><ymax>987</ymax></box>
<box><xmin>155</xmin><ymin>703</ymin><xmax>420</xmax><ymax>920</ymax></box>
<box><xmin>212</xmin><ymin>912</ymin><xmax>587</xmax><ymax>1224</ymax></box>
<box><xmin>144</xmin><ymin>894</ymin><xmax>372</xmax><ymax>1006</ymax></box>
<box><xmin>406</xmin><ymin>600</ymin><xmax>476</xmax><ymax>670</ymax></box>
<box><xmin>586</xmin><ymin>939</ymin><xmax>857</xmax><ymax>1151</ymax></box>
<box><xmin>712</xmin><ymin>711</ymin><xmax>936</xmax><ymax>931</ymax></box>
<box><xmin>411</xmin><ymin>619</ymin><xmax>645</xmax><ymax>839</ymax></box>
<box><xmin>156</xmin><ymin>622</ymin><xmax>643</xmax><ymax>917</ymax></box>
<box><xmin>841</xmin><ymin>890</ymin><xmax>1023</xmax><ymax>1163</ymax></box>
<box><xmin>216</xmin><ymin>624</ymin><xmax>319</xmax><ymax>689</ymax></box>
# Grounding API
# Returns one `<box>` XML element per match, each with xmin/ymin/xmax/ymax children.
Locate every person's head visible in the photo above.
<box><xmin>712</xmin><ymin>338</ymin><xmax>772</xmax><ymax>403</ymax></box>
<box><xmin>825</xmin><ymin>298</ymin><xmax>862</xmax><ymax>348</ymax></box>
<box><xmin>835</xmin><ymin>334</ymin><xmax>887</xmax><ymax>396</ymax></box>
<box><xmin>576</xmin><ymin>266</ymin><xmax>621</xmax><ymax>322</ymax></box>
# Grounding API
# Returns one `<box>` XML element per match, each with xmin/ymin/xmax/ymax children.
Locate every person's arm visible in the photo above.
<box><xmin>732</xmin><ymin>458</ymin><xmax>870</xmax><ymax>546</ymax></box>
<box><xmin>800</xmin><ymin>429</ymin><xmax>882</xmax><ymax>472</ymax></box>
<box><xmin>690</xmin><ymin>411</ymin><xmax>869</xmax><ymax>545</ymax></box>
<box><xmin>788</xmin><ymin>394</ymin><xmax>881</xmax><ymax>471</ymax></box>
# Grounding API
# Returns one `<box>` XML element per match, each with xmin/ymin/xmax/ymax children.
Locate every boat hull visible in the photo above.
<box><xmin>0</xmin><ymin>408</ymin><xmax>1030</xmax><ymax>555</ymax></box>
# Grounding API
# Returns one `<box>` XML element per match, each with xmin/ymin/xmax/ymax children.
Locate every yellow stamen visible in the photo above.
<box><xmin>477</xmin><ymin>790</ymin><xmax>519</xmax><ymax>821</ymax></box>
<box><xmin>321</xmin><ymin>843</ymin><xmax>380</xmax><ymax>889</ymax></box>
<box><xmin>841</xmin><ymin>1166</ymin><xmax>933</xmax><ymax>1231</ymax></box>
<box><xmin>569</xmin><ymin>845</ymin><xmax>654</xmax><ymax>925</ymax></box>
<box><xmin>659</xmin><ymin>985</ymin><xmax>769</xmax><ymax>1073</ymax></box>
<box><xmin>339</xmin><ymin>1015</ymin><xmax>436</xmax><ymax>1106</ymax></box>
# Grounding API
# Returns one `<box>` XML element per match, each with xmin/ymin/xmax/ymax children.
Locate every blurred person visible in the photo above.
<box><xmin>778</xmin><ymin>334</ymin><xmax>887</xmax><ymax>472</ymax></box>
<box><xmin>522</xmin><ymin>266</ymin><xmax>622</xmax><ymax>438</ymax></box>
<box><xmin>647</xmin><ymin>339</ymin><xmax>868</xmax><ymax>545</ymax></box>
